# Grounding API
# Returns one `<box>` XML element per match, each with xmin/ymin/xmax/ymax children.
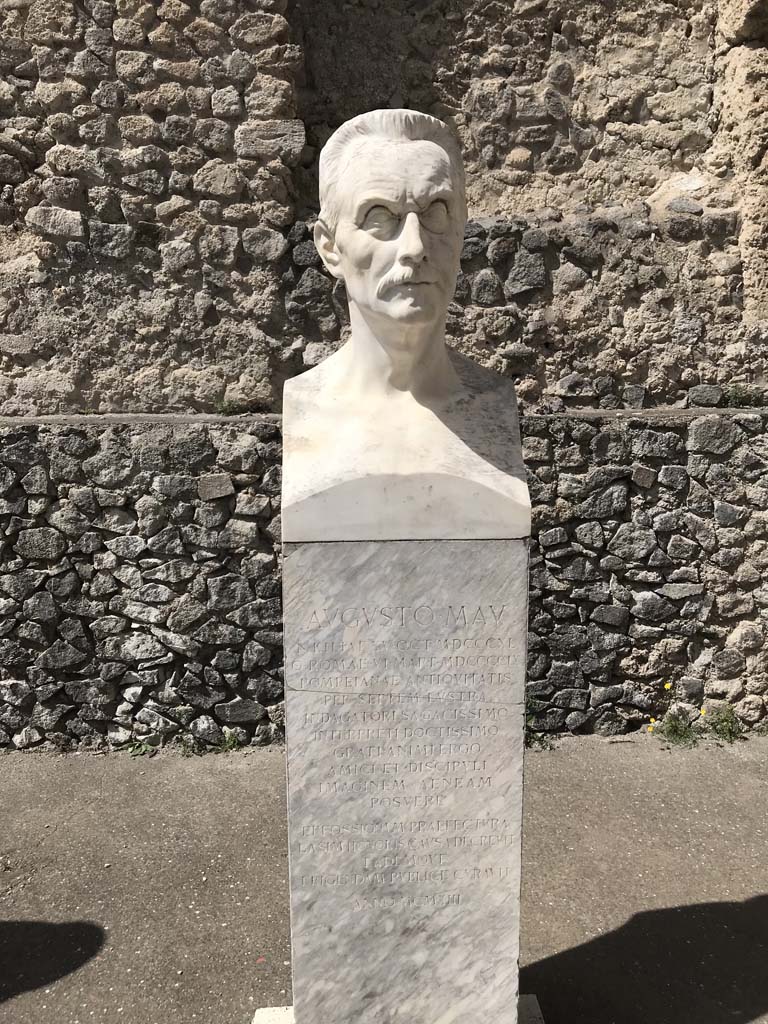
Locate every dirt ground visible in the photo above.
<box><xmin>1</xmin><ymin>734</ymin><xmax>767</xmax><ymax>1024</ymax></box>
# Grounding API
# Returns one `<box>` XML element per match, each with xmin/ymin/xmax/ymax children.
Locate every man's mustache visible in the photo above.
<box><xmin>376</xmin><ymin>271</ymin><xmax>438</xmax><ymax>298</ymax></box>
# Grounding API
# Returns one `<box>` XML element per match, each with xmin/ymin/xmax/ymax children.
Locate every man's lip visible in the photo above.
<box><xmin>384</xmin><ymin>280</ymin><xmax>435</xmax><ymax>291</ymax></box>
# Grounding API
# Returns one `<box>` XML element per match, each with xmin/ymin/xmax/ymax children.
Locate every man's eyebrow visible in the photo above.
<box><xmin>353</xmin><ymin>193</ymin><xmax>402</xmax><ymax>214</ymax></box>
<box><xmin>418</xmin><ymin>187</ymin><xmax>455</xmax><ymax>205</ymax></box>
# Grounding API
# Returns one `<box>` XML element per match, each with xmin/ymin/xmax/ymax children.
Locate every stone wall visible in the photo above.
<box><xmin>1</xmin><ymin>0</ymin><xmax>767</xmax><ymax>748</ymax></box>
<box><xmin>0</xmin><ymin>0</ymin><xmax>306</xmax><ymax>413</ymax></box>
<box><xmin>0</xmin><ymin>0</ymin><xmax>766</xmax><ymax>414</ymax></box>
<box><xmin>526</xmin><ymin>409</ymin><xmax>768</xmax><ymax>735</ymax></box>
<box><xmin>0</xmin><ymin>418</ymin><xmax>286</xmax><ymax>750</ymax></box>
<box><xmin>295</xmin><ymin>0</ymin><xmax>718</xmax><ymax>212</ymax></box>
<box><xmin>293</xmin><ymin>0</ymin><xmax>768</xmax><ymax>411</ymax></box>
<box><xmin>1</xmin><ymin>413</ymin><xmax>766</xmax><ymax>751</ymax></box>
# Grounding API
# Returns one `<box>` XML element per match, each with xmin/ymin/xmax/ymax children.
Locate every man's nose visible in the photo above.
<box><xmin>397</xmin><ymin>211</ymin><xmax>426</xmax><ymax>264</ymax></box>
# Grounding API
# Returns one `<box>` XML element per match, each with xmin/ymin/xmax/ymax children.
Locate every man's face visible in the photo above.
<box><xmin>318</xmin><ymin>139</ymin><xmax>465</xmax><ymax>332</ymax></box>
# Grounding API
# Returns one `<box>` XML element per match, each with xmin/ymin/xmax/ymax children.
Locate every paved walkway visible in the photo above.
<box><xmin>1</xmin><ymin>735</ymin><xmax>767</xmax><ymax>1024</ymax></box>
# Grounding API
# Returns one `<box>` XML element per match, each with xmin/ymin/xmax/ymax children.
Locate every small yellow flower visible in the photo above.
<box><xmin>664</xmin><ymin>682</ymin><xmax>672</xmax><ymax>690</ymax></box>
<box><xmin>700</xmin><ymin>707</ymin><xmax>707</xmax><ymax>716</ymax></box>
<box><xmin>648</xmin><ymin>725</ymin><xmax>655</xmax><ymax>733</ymax></box>
<box><xmin>650</xmin><ymin>717</ymin><xmax>656</xmax><ymax>724</ymax></box>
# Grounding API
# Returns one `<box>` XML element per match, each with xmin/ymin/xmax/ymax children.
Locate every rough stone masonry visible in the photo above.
<box><xmin>1</xmin><ymin>0</ymin><xmax>768</xmax><ymax>746</ymax></box>
<box><xmin>1</xmin><ymin>410</ymin><xmax>767</xmax><ymax>751</ymax></box>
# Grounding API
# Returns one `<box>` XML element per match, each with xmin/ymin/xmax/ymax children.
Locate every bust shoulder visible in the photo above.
<box><xmin>281</xmin><ymin>346</ymin><xmax>530</xmax><ymax>542</ymax></box>
<box><xmin>283</xmin><ymin>357</ymin><xmax>332</xmax><ymax>401</ymax></box>
<box><xmin>282</xmin><ymin>350</ymin><xmax>349</xmax><ymax>416</ymax></box>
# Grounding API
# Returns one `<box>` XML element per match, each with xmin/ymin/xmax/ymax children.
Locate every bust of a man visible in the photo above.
<box><xmin>282</xmin><ymin>109</ymin><xmax>530</xmax><ymax>541</ymax></box>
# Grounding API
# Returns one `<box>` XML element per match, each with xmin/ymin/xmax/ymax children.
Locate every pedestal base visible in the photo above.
<box><xmin>252</xmin><ymin>997</ymin><xmax>544</xmax><ymax>1024</ymax></box>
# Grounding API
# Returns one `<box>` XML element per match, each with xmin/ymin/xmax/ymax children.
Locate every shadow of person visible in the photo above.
<box><xmin>0</xmin><ymin>920</ymin><xmax>105</xmax><ymax>1003</ymax></box>
<box><xmin>521</xmin><ymin>895</ymin><xmax>768</xmax><ymax>1024</ymax></box>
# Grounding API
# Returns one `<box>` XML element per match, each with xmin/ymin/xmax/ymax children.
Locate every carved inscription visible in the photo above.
<box><xmin>286</xmin><ymin>582</ymin><xmax>526</xmax><ymax>911</ymax></box>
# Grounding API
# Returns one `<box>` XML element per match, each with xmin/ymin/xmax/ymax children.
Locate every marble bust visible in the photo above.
<box><xmin>282</xmin><ymin>109</ymin><xmax>531</xmax><ymax>542</ymax></box>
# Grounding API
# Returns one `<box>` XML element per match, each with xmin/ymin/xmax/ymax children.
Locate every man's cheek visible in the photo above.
<box><xmin>347</xmin><ymin>237</ymin><xmax>376</xmax><ymax>272</ymax></box>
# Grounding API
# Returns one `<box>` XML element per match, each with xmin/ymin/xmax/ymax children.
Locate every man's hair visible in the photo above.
<box><xmin>318</xmin><ymin>108</ymin><xmax>466</xmax><ymax>230</ymax></box>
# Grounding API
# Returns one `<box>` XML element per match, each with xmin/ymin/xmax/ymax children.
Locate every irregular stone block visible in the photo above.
<box><xmin>234</xmin><ymin>119</ymin><xmax>306</xmax><ymax>163</ymax></box>
<box><xmin>25</xmin><ymin>207</ymin><xmax>84</xmax><ymax>240</ymax></box>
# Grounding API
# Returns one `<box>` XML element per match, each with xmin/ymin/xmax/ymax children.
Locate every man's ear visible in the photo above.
<box><xmin>314</xmin><ymin>218</ymin><xmax>344</xmax><ymax>280</ymax></box>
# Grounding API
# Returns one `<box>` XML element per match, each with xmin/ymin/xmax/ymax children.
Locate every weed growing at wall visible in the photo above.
<box><xmin>705</xmin><ymin>705</ymin><xmax>744</xmax><ymax>745</ymax></box>
<box><xmin>658</xmin><ymin>711</ymin><xmax>699</xmax><ymax>748</ymax></box>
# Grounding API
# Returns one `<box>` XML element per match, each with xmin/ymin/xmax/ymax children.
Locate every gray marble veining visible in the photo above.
<box><xmin>283</xmin><ymin>539</ymin><xmax>529</xmax><ymax>1024</ymax></box>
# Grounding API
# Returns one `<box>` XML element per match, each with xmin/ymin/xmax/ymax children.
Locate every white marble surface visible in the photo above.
<box><xmin>283</xmin><ymin>539</ymin><xmax>529</xmax><ymax>1024</ymax></box>
<box><xmin>253</xmin><ymin>997</ymin><xmax>545</xmax><ymax>1024</ymax></box>
<box><xmin>283</xmin><ymin>349</ymin><xmax>531</xmax><ymax>542</ymax></box>
<box><xmin>253</xmin><ymin>1009</ymin><xmax>294</xmax><ymax>1024</ymax></box>
<box><xmin>281</xmin><ymin>108</ymin><xmax>530</xmax><ymax>543</ymax></box>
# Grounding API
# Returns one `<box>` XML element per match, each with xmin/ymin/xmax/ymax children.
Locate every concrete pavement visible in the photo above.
<box><xmin>1</xmin><ymin>735</ymin><xmax>767</xmax><ymax>1024</ymax></box>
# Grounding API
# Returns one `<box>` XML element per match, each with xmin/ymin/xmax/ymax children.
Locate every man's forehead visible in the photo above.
<box><xmin>338</xmin><ymin>138</ymin><xmax>456</xmax><ymax>201</ymax></box>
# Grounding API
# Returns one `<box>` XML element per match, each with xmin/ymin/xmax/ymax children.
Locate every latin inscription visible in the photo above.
<box><xmin>287</xmin><ymin>594</ymin><xmax>525</xmax><ymax>912</ymax></box>
<box><xmin>307</xmin><ymin>604</ymin><xmax>509</xmax><ymax>628</ymax></box>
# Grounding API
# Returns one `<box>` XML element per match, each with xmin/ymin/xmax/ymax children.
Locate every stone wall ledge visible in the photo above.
<box><xmin>0</xmin><ymin>414</ymin><xmax>282</xmax><ymax>427</ymax></box>
<box><xmin>0</xmin><ymin>406</ymin><xmax>761</xmax><ymax>427</ymax></box>
<box><xmin>526</xmin><ymin>407</ymin><xmax>768</xmax><ymax>422</ymax></box>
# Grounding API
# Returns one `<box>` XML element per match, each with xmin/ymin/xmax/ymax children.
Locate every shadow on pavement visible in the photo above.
<box><xmin>0</xmin><ymin>920</ymin><xmax>105</xmax><ymax>1003</ymax></box>
<box><xmin>522</xmin><ymin>894</ymin><xmax>768</xmax><ymax>1024</ymax></box>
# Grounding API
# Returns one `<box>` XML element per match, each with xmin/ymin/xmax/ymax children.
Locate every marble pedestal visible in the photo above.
<box><xmin>283</xmin><ymin>539</ymin><xmax>529</xmax><ymax>1024</ymax></box>
<box><xmin>252</xmin><ymin>996</ymin><xmax>545</xmax><ymax>1024</ymax></box>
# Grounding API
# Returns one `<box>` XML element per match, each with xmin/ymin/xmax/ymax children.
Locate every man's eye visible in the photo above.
<box><xmin>420</xmin><ymin>201</ymin><xmax>449</xmax><ymax>233</ymax></box>
<box><xmin>362</xmin><ymin>206</ymin><xmax>399</xmax><ymax>235</ymax></box>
